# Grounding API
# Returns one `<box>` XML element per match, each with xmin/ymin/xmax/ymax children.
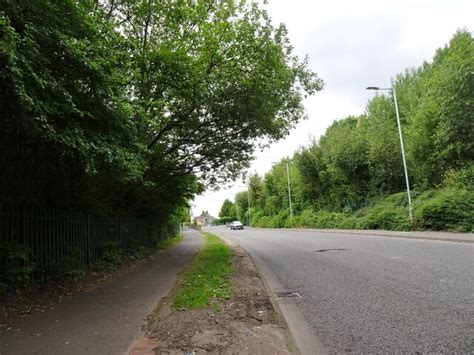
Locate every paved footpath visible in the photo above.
<box><xmin>0</xmin><ymin>229</ymin><xmax>202</xmax><ymax>355</ymax></box>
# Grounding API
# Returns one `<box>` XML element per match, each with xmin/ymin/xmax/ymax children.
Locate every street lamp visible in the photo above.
<box><xmin>367</xmin><ymin>81</ymin><xmax>413</xmax><ymax>223</ymax></box>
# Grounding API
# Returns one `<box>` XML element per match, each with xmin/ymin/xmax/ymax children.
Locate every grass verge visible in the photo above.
<box><xmin>174</xmin><ymin>232</ymin><xmax>233</xmax><ymax>310</ymax></box>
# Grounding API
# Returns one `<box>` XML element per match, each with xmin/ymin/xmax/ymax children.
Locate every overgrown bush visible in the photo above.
<box><xmin>155</xmin><ymin>234</ymin><xmax>182</xmax><ymax>250</ymax></box>
<box><xmin>414</xmin><ymin>188</ymin><xmax>474</xmax><ymax>232</ymax></box>
<box><xmin>251</xmin><ymin>211</ymin><xmax>277</xmax><ymax>228</ymax></box>
<box><xmin>0</xmin><ymin>241</ymin><xmax>35</xmax><ymax>289</ymax></box>
<box><xmin>337</xmin><ymin>216</ymin><xmax>361</xmax><ymax>229</ymax></box>
<box><xmin>49</xmin><ymin>248</ymin><xmax>86</xmax><ymax>280</ymax></box>
<box><xmin>101</xmin><ymin>241</ymin><xmax>122</xmax><ymax>266</ymax></box>
<box><xmin>252</xmin><ymin>188</ymin><xmax>473</xmax><ymax>232</ymax></box>
<box><xmin>316</xmin><ymin>211</ymin><xmax>348</xmax><ymax>228</ymax></box>
<box><xmin>286</xmin><ymin>209</ymin><xmax>350</xmax><ymax>229</ymax></box>
<box><xmin>356</xmin><ymin>203</ymin><xmax>411</xmax><ymax>231</ymax></box>
<box><xmin>273</xmin><ymin>210</ymin><xmax>290</xmax><ymax>228</ymax></box>
<box><xmin>213</xmin><ymin>216</ymin><xmax>235</xmax><ymax>225</ymax></box>
<box><xmin>124</xmin><ymin>240</ymin><xmax>150</xmax><ymax>260</ymax></box>
<box><xmin>442</xmin><ymin>166</ymin><xmax>474</xmax><ymax>190</ymax></box>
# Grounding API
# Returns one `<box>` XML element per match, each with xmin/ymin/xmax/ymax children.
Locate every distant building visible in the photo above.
<box><xmin>193</xmin><ymin>210</ymin><xmax>215</xmax><ymax>226</ymax></box>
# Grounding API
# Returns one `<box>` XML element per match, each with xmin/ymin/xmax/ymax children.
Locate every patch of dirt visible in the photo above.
<box><xmin>137</xmin><ymin>243</ymin><xmax>294</xmax><ymax>354</ymax></box>
<box><xmin>0</xmin><ymin>253</ymin><xmax>156</xmax><ymax>328</ymax></box>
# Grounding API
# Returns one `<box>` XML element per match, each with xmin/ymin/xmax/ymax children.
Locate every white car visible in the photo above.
<box><xmin>230</xmin><ymin>221</ymin><xmax>244</xmax><ymax>230</ymax></box>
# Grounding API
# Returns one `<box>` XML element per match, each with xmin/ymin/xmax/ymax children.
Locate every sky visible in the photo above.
<box><xmin>192</xmin><ymin>0</ymin><xmax>474</xmax><ymax>218</ymax></box>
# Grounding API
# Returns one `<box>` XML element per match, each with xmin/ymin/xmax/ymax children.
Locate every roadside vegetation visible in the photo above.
<box><xmin>0</xmin><ymin>1</ymin><xmax>320</xmax><ymax>288</ymax></box>
<box><xmin>0</xmin><ymin>0</ymin><xmax>320</xmax><ymax>220</ymax></box>
<box><xmin>174</xmin><ymin>233</ymin><xmax>233</xmax><ymax>310</ymax></box>
<box><xmin>218</xmin><ymin>31</ymin><xmax>474</xmax><ymax>233</ymax></box>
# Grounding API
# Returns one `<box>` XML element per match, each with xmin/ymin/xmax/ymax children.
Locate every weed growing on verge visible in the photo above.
<box><xmin>174</xmin><ymin>232</ymin><xmax>233</xmax><ymax>310</ymax></box>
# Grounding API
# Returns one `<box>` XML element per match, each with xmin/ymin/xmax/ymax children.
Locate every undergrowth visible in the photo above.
<box><xmin>156</xmin><ymin>233</ymin><xmax>183</xmax><ymax>250</ymax></box>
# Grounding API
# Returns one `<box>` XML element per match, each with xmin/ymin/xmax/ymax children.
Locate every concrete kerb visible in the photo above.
<box><xmin>216</xmin><ymin>233</ymin><xmax>327</xmax><ymax>355</ymax></box>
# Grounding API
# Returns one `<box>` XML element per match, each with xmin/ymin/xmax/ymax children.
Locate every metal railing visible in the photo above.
<box><xmin>0</xmin><ymin>202</ymin><xmax>153</xmax><ymax>280</ymax></box>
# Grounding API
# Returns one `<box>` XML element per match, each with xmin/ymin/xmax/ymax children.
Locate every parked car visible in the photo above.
<box><xmin>230</xmin><ymin>221</ymin><xmax>244</xmax><ymax>230</ymax></box>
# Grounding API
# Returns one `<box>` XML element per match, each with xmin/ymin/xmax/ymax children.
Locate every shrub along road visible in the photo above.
<box><xmin>210</xmin><ymin>226</ymin><xmax>474</xmax><ymax>354</ymax></box>
<box><xmin>0</xmin><ymin>230</ymin><xmax>202</xmax><ymax>355</ymax></box>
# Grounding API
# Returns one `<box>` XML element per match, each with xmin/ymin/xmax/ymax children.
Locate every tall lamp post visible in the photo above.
<box><xmin>367</xmin><ymin>81</ymin><xmax>413</xmax><ymax>223</ymax></box>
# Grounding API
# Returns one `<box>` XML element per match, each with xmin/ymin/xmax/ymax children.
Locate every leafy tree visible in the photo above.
<box><xmin>294</xmin><ymin>145</ymin><xmax>327</xmax><ymax>209</ymax></box>
<box><xmin>106</xmin><ymin>0</ymin><xmax>323</xmax><ymax>187</ymax></box>
<box><xmin>402</xmin><ymin>30</ymin><xmax>474</xmax><ymax>187</ymax></box>
<box><xmin>218</xmin><ymin>199</ymin><xmax>236</xmax><ymax>219</ymax></box>
<box><xmin>364</xmin><ymin>96</ymin><xmax>406</xmax><ymax>195</ymax></box>
<box><xmin>0</xmin><ymin>0</ymin><xmax>141</xmax><ymax>211</ymax></box>
<box><xmin>248</xmin><ymin>173</ymin><xmax>265</xmax><ymax>212</ymax></box>
<box><xmin>234</xmin><ymin>191</ymin><xmax>249</xmax><ymax>223</ymax></box>
<box><xmin>315</xmin><ymin>116</ymin><xmax>370</xmax><ymax>210</ymax></box>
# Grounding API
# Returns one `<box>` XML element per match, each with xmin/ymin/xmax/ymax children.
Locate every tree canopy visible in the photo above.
<box><xmin>0</xmin><ymin>0</ymin><xmax>322</xmax><ymax>226</ymax></box>
<box><xmin>218</xmin><ymin>199</ymin><xmax>236</xmax><ymax>219</ymax></box>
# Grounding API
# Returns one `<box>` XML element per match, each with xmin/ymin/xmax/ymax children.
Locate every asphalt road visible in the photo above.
<box><xmin>210</xmin><ymin>226</ymin><xmax>474</xmax><ymax>354</ymax></box>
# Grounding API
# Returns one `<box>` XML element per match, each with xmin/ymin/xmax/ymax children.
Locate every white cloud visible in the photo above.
<box><xmin>192</xmin><ymin>0</ymin><xmax>474</xmax><ymax>217</ymax></box>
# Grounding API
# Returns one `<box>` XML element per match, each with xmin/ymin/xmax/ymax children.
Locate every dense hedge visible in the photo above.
<box><xmin>413</xmin><ymin>189</ymin><xmax>474</xmax><ymax>232</ymax></box>
<box><xmin>251</xmin><ymin>188</ymin><xmax>473</xmax><ymax>233</ymax></box>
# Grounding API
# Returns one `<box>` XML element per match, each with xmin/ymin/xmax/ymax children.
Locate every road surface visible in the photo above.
<box><xmin>210</xmin><ymin>226</ymin><xmax>474</xmax><ymax>354</ymax></box>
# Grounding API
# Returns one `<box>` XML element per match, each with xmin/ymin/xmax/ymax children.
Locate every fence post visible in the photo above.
<box><xmin>118</xmin><ymin>216</ymin><xmax>122</xmax><ymax>247</ymax></box>
<box><xmin>86</xmin><ymin>211</ymin><xmax>91</xmax><ymax>265</ymax></box>
<box><xmin>19</xmin><ymin>204</ymin><xmax>26</xmax><ymax>245</ymax></box>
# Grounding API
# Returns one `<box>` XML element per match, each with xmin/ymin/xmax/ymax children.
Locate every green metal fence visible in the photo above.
<box><xmin>0</xmin><ymin>203</ymin><xmax>152</xmax><ymax>281</ymax></box>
